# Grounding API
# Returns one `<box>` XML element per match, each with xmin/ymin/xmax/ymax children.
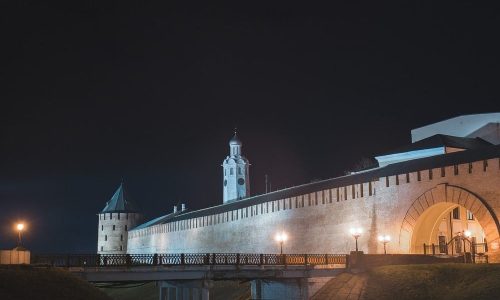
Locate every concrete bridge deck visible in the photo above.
<box><xmin>70</xmin><ymin>264</ymin><xmax>346</xmax><ymax>282</ymax></box>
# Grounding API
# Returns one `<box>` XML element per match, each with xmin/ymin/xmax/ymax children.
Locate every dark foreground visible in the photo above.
<box><xmin>0</xmin><ymin>266</ymin><xmax>111</xmax><ymax>300</ymax></box>
<box><xmin>99</xmin><ymin>280</ymin><xmax>250</xmax><ymax>300</ymax></box>
<box><xmin>364</xmin><ymin>263</ymin><xmax>500</xmax><ymax>300</ymax></box>
<box><xmin>1</xmin><ymin>264</ymin><xmax>498</xmax><ymax>299</ymax></box>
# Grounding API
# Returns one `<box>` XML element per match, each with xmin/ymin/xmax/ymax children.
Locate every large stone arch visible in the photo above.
<box><xmin>399</xmin><ymin>183</ymin><xmax>500</xmax><ymax>260</ymax></box>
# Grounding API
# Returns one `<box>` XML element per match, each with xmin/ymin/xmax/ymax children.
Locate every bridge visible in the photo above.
<box><xmin>32</xmin><ymin>253</ymin><xmax>348</xmax><ymax>299</ymax></box>
<box><xmin>31</xmin><ymin>252</ymin><xmax>476</xmax><ymax>299</ymax></box>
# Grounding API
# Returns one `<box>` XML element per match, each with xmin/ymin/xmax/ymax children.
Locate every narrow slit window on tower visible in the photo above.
<box><xmin>120</xmin><ymin>245</ymin><xmax>123</xmax><ymax>251</ymax></box>
<box><xmin>125</xmin><ymin>225</ymin><xmax>128</xmax><ymax>231</ymax></box>
<box><xmin>417</xmin><ymin>171</ymin><xmax>421</xmax><ymax>181</ymax></box>
<box><xmin>429</xmin><ymin>169</ymin><xmax>433</xmax><ymax>180</ymax></box>
<box><xmin>483</xmin><ymin>160</ymin><xmax>488</xmax><ymax>171</ymax></box>
<box><xmin>360</xmin><ymin>184</ymin><xmax>363</xmax><ymax>197</ymax></box>
<box><xmin>352</xmin><ymin>185</ymin><xmax>356</xmax><ymax>198</ymax></box>
<box><xmin>468</xmin><ymin>163</ymin><xmax>473</xmax><ymax>173</ymax></box>
<box><xmin>238</xmin><ymin>167</ymin><xmax>242</xmax><ymax>175</ymax></box>
<box><xmin>385</xmin><ymin>176</ymin><xmax>389</xmax><ymax>187</ymax></box>
<box><xmin>113</xmin><ymin>225</ymin><xmax>116</xmax><ymax>231</ymax></box>
<box><xmin>454</xmin><ymin>165</ymin><xmax>459</xmax><ymax>175</ymax></box>
<box><xmin>101</xmin><ymin>225</ymin><xmax>103</xmax><ymax>231</ymax></box>
<box><xmin>230</xmin><ymin>168</ymin><xmax>233</xmax><ymax>175</ymax></box>
<box><xmin>118</xmin><ymin>213</ymin><xmax>120</xmax><ymax>220</ymax></box>
<box><xmin>396</xmin><ymin>175</ymin><xmax>399</xmax><ymax>185</ymax></box>
<box><xmin>406</xmin><ymin>173</ymin><xmax>410</xmax><ymax>183</ymax></box>
<box><xmin>105</xmin><ymin>235</ymin><xmax>107</xmax><ymax>241</ymax></box>
<box><xmin>369</xmin><ymin>182</ymin><xmax>372</xmax><ymax>196</ymax></box>
<box><xmin>337</xmin><ymin>188</ymin><xmax>340</xmax><ymax>202</ymax></box>
<box><xmin>120</xmin><ymin>234</ymin><xmax>123</xmax><ymax>241</ymax></box>
<box><xmin>441</xmin><ymin>167</ymin><xmax>445</xmax><ymax>177</ymax></box>
<box><xmin>344</xmin><ymin>187</ymin><xmax>348</xmax><ymax>200</ymax></box>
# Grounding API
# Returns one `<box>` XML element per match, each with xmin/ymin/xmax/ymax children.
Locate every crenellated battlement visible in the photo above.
<box><xmin>129</xmin><ymin>156</ymin><xmax>500</xmax><ymax>242</ymax></box>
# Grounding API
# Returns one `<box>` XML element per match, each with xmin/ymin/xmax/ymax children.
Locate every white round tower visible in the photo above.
<box><xmin>97</xmin><ymin>182</ymin><xmax>141</xmax><ymax>254</ymax></box>
<box><xmin>222</xmin><ymin>131</ymin><xmax>250</xmax><ymax>203</ymax></box>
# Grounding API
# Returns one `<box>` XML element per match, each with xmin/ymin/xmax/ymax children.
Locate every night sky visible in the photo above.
<box><xmin>1</xmin><ymin>2</ymin><xmax>499</xmax><ymax>253</ymax></box>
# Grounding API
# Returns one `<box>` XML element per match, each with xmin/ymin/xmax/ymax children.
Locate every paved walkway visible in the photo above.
<box><xmin>310</xmin><ymin>272</ymin><xmax>367</xmax><ymax>300</ymax></box>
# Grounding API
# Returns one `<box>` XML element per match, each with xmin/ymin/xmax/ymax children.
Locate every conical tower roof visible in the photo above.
<box><xmin>101</xmin><ymin>183</ymin><xmax>139</xmax><ymax>213</ymax></box>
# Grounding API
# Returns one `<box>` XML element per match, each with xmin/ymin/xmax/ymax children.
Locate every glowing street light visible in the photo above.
<box><xmin>275</xmin><ymin>232</ymin><xmax>288</xmax><ymax>255</ymax></box>
<box><xmin>16</xmin><ymin>223</ymin><xmax>25</xmax><ymax>246</ymax></box>
<box><xmin>378</xmin><ymin>235</ymin><xmax>391</xmax><ymax>254</ymax></box>
<box><xmin>349</xmin><ymin>228</ymin><xmax>362</xmax><ymax>252</ymax></box>
<box><xmin>463</xmin><ymin>230</ymin><xmax>473</xmax><ymax>254</ymax></box>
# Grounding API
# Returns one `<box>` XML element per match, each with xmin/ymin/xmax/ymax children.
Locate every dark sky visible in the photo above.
<box><xmin>0</xmin><ymin>2</ymin><xmax>498</xmax><ymax>252</ymax></box>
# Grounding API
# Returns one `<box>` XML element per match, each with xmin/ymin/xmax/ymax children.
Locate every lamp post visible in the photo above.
<box><xmin>275</xmin><ymin>232</ymin><xmax>288</xmax><ymax>255</ymax></box>
<box><xmin>464</xmin><ymin>230</ymin><xmax>474</xmax><ymax>263</ymax></box>
<box><xmin>464</xmin><ymin>230</ymin><xmax>472</xmax><ymax>252</ymax></box>
<box><xmin>349</xmin><ymin>228</ymin><xmax>362</xmax><ymax>252</ymax></box>
<box><xmin>378</xmin><ymin>235</ymin><xmax>391</xmax><ymax>254</ymax></box>
<box><xmin>16</xmin><ymin>223</ymin><xmax>24</xmax><ymax>247</ymax></box>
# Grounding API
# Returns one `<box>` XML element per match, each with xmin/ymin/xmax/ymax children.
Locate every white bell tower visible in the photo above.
<box><xmin>222</xmin><ymin>130</ymin><xmax>250</xmax><ymax>203</ymax></box>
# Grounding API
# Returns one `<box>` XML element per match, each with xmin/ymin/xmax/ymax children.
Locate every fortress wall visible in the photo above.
<box><xmin>127</xmin><ymin>158</ymin><xmax>500</xmax><ymax>255</ymax></box>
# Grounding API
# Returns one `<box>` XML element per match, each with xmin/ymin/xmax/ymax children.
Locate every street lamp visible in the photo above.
<box><xmin>275</xmin><ymin>232</ymin><xmax>288</xmax><ymax>255</ymax></box>
<box><xmin>16</xmin><ymin>223</ymin><xmax>25</xmax><ymax>246</ymax></box>
<box><xmin>378</xmin><ymin>235</ymin><xmax>391</xmax><ymax>254</ymax></box>
<box><xmin>464</xmin><ymin>230</ymin><xmax>472</xmax><ymax>252</ymax></box>
<box><xmin>349</xmin><ymin>228</ymin><xmax>362</xmax><ymax>252</ymax></box>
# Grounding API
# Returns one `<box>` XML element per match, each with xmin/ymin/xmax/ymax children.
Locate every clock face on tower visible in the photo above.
<box><xmin>224</xmin><ymin>179</ymin><xmax>227</xmax><ymax>186</ymax></box>
<box><xmin>238</xmin><ymin>178</ymin><xmax>245</xmax><ymax>185</ymax></box>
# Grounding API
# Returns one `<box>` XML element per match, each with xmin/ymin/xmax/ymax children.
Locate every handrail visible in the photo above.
<box><xmin>31</xmin><ymin>253</ymin><xmax>348</xmax><ymax>268</ymax></box>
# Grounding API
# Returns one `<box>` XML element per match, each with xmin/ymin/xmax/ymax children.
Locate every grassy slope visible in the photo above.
<box><xmin>365</xmin><ymin>264</ymin><xmax>500</xmax><ymax>300</ymax></box>
<box><xmin>0</xmin><ymin>266</ymin><xmax>111</xmax><ymax>300</ymax></box>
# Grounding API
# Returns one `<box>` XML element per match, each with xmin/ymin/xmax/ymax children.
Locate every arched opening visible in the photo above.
<box><xmin>399</xmin><ymin>184</ymin><xmax>500</xmax><ymax>262</ymax></box>
<box><xmin>411</xmin><ymin>202</ymin><xmax>486</xmax><ymax>255</ymax></box>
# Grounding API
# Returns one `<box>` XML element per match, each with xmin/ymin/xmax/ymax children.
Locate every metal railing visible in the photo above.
<box><xmin>31</xmin><ymin>253</ymin><xmax>348</xmax><ymax>268</ymax></box>
<box><xmin>423</xmin><ymin>240</ymin><xmax>489</xmax><ymax>263</ymax></box>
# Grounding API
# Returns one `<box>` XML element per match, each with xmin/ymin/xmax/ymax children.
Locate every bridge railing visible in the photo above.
<box><xmin>31</xmin><ymin>253</ymin><xmax>348</xmax><ymax>268</ymax></box>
